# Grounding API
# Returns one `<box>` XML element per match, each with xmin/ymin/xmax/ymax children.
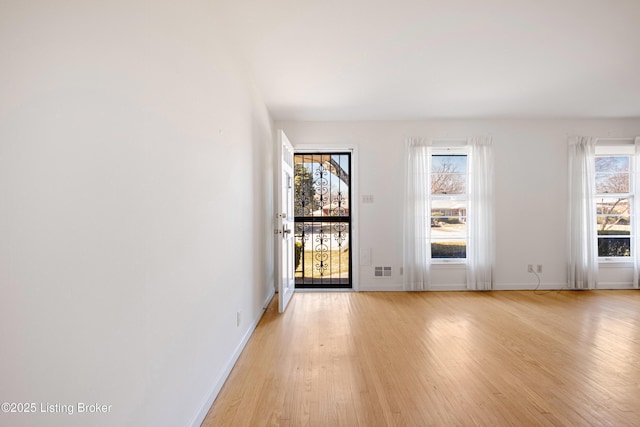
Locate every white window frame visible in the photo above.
<box><xmin>429</xmin><ymin>146</ymin><xmax>469</xmax><ymax>264</ymax></box>
<box><xmin>594</xmin><ymin>145</ymin><xmax>635</xmax><ymax>263</ymax></box>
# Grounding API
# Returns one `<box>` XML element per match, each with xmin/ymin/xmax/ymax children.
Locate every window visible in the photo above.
<box><xmin>595</xmin><ymin>146</ymin><xmax>634</xmax><ymax>259</ymax></box>
<box><xmin>430</xmin><ymin>149</ymin><xmax>468</xmax><ymax>259</ymax></box>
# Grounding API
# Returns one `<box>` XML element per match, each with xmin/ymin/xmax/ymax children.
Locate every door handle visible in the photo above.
<box><xmin>283</xmin><ymin>226</ymin><xmax>292</xmax><ymax>235</ymax></box>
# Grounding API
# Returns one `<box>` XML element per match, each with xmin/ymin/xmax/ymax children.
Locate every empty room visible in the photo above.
<box><xmin>2</xmin><ymin>1</ymin><xmax>640</xmax><ymax>426</ymax></box>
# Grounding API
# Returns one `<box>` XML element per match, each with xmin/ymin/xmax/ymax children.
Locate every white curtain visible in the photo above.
<box><xmin>567</xmin><ymin>136</ymin><xmax>598</xmax><ymax>289</ymax></box>
<box><xmin>467</xmin><ymin>136</ymin><xmax>495</xmax><ymax>290</ymax></box>
<box><xmin>634</xmin><ymin>137</ymin><xmax>640</xmax><ymax>289</ymax></box>
<box><xmin>403</xmin><ymin>138</ymin><xmax>431</xmax><ymax>290</ymax></box>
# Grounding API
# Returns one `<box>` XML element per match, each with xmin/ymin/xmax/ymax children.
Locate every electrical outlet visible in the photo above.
<box><xmin>527</xmin><ymin>264</ymin><xmax>533</xmax><ymax>273</ymax></box>
<box><xmin>537</xmin><ymin>265</ymin><xmax>542</xmax><ymax>273</ymax></box>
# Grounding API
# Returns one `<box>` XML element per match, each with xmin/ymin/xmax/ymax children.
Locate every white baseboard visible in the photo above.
<box><xmin>359</xmin><ymin>282</ymin><xmax>403</xmax><ymax>291</ymax></box>
<box><xmin>492</xmin><ymin>282</ymin><xmax>568</xmax><ymax>290</ymax></box>
<box><xmin>494</xmin><ymin>282</ymin><xmax>636</xmax><ymax>290</ymax></box>
<box><xmin>355</xmin><ymin>282</ymin><xmax>636</xmax><ymax>292</ymax></box>
<box><xmin>596</xmin><ymin>282</ymin><xmax>635</xmax><ymax>289</ymax></box>
<box><xmin>425</xmin><ymin>284</ymin><xmax>465</xmax><ymax>291</ymax></box>
<box><xmin>189</xmin><ymin>288</ymin><xmax>275</xmax><ymax>427</ymax></box>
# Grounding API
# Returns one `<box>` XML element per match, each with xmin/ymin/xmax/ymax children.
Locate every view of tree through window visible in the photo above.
<box><xmin>595</xmin><ymin>155</ymin><xmax>632</xmax><ymax>257</ymax></box>
<box><xmin>430</xmin><ymin>154</ymin><xmax>468</xmax><ymax>258</ymax></box>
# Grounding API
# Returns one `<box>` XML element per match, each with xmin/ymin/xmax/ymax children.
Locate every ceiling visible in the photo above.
<box><xmin>217</xmin><ymin>0</ymin><xmax>640</xmax><ymax>121</ymax></box>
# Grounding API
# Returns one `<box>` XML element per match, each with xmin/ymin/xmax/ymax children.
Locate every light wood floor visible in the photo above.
<box><xmin>202</xmin><ymin>291</ymin><xmax>640</xmax><ymax>426</ymax></box>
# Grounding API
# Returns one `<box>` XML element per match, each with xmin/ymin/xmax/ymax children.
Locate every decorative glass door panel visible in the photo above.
<box><xmin>294</xmin><ymin>153</ymin><xmax>351</xmax><ymax>288</ymax></box>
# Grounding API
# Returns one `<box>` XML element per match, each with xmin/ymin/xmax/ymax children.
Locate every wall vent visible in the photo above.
<box><xmin>374</xmin><ymin>266</ymin><xmax>392</xmax><ymax>277</ymax></box>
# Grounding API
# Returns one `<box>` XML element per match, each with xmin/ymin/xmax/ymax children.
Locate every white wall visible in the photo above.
<box><xmin>278</xmin><ymin>119</ymin><xmax>640</xmax><ymax>291</ymax></box>
<box><xmin>0</xmin><ymin>1</ymin><xmax>273</xmax><ymax>426</ymax></box>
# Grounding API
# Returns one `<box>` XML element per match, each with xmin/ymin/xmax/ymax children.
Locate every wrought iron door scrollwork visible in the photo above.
<box><xmin>314</xmin><ymin>164</ymin><xmax>329</xmax><ymax>208</ymax></box>
<box><xmin>293</xmin><ymin>153</ymin><xmax>351</xmax><ymax>287</ymax></box>
<box><xmin>314</xmin><ymin>228</ymin><xmax>329</xmax><ymax>276</ymax></box>
<box><xmin>331</xmin><ymin>191</ymin><xmax>346</xmax><ymax>216</ymax></box>
<box><xmin>333</xmin><ymin>222</ymin><xmax>347</xmax><ymax>247</ymax></box>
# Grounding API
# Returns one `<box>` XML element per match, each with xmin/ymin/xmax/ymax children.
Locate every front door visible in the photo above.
<box><xmin>276</xmin><ymin>131</ymin><xmax>295</xmax><ymax>312</ymax></box>
<box><xmin>293</xmin><ymin>152</ymin><xmax>352</xmax><ymax>288</ymax></box>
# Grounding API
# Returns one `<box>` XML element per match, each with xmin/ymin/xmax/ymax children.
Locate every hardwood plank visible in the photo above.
<box><xmin>202</xmin><ymin>291</ymin><xmax>640</xmax><ymax>426</ymax></box>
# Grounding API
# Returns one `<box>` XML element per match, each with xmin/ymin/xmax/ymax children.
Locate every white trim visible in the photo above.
<box><xmin>189</xmin><ymin>290</ymin><xmax>275</xmax><ymax>427</ymax></box>
<box><xmin>359</xmin><ymin>282</ymin><xmax>404</xmax><ymax>291</ymax></box>
<box><xmin>430</xmin><ymin>145</ymin><xmax>469</xmax><ymax>154</ymax></box>
<box><xmin>492</xmin><ymin>282</ymin><xmax>568</xmax><ymax>290</ymax></box>
<box><xmin>431</xmin><ymin>138</ymin><xmax>468</xmax><ymax>147</ymax></box>
<box><xmin>598</xmin><ymin>260</ymin><xmax>634</xmax><ymax>267</ymax></box>
<box><xmin>426</xmin><ymin>282</ymin><xmax>569</xmax><ymax>291</ymax></box>
<box><xmin>431</xmin><ymin>260</ymin><xmax>467</xmax><ymax>267</ymax></box>
<box><xmin>595</xmin><ymin>145</ymin><xmax>635</xmax><ymax>155</ymax></box>
<box><xmin>596</xmin><ymin>282</ymin><xmax>635</xmax><ymax>289</ymax></box>
<box><xmin>292</xmin><ymin>143</ymin><xmax>360</xmax><ymax>292</ymax></box>
<box><xmin>595</xmin><ymin>137</ymin><xmax>635</xmax><ymax>145</ymax></box>
<box><xmin>427</xmin><ymin>283</ymin><xmax>468</xmax><ymax>291</ymax></box>
<box><xmin>327</xmin><ymin>282</ymin><xmax>637</xmax><ymax>291</ymax></box>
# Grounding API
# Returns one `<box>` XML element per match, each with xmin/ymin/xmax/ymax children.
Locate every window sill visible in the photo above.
<box><xmin>599</xmin><ymin>259</ymin><xmax>634</xmax><ymax>267</ymax></box>
<box><xmin>431</xmin><ymin>260</ymin><xmax>467</xmax><ymax>269</ymax></box>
